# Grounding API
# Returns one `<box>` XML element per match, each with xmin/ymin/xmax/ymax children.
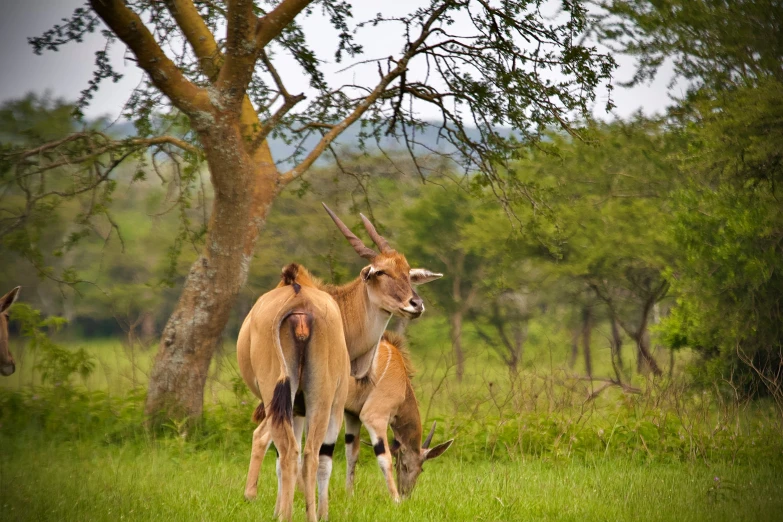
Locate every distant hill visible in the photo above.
<box><xmin>107</xmin><ymin>119</ymin><xmax>517</xmax><ymax>167</ymax></box>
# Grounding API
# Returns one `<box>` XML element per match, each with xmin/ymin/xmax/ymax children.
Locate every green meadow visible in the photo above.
<box><xmin>2</xmin><ymin>324</ymin><xmax>782</xmax><ymax>521</ymax></box>
<box><xmin>3</xmin><ymin>440</ymin><xmax>782</xmax><ymax>522</ymax></box>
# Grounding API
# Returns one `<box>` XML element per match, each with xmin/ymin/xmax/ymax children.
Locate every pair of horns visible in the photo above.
<box><xmin>322</xmin><ymin>203</ymin><xmax>391</xmax><ymax>260</ymax></box>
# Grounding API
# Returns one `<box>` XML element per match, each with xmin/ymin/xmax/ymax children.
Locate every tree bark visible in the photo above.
<box><xmin>636</xmin><ymin>327</ymin><xmax>662</xmax><ymax>376</ymax></box>
<box><xmin>451</xmin><ymin>310</ymin><xmax>465</xmax><ymax>382</ymax></box>
<box><xmin>510</xmin><ymin>320</ymin><xmax>526</xmax><ymax>371</ymax></box>
<box><xmin>144</xmin><ymin>120</ymin><xmax>279</xmax><ymax>422</ymax></box>
<box><xmin>582</xmin><ymin>306</ymin><xmax>593</xmax><ymax>378</ymax></box>
<box><xmin>569</xmin><ymin>326</ymin><xmax>580</xmax><ymax>369</ymax></box>
<box><xmin>610</xmin><ymin>315</ymin><xmax>624</xmax><ymax>372</ymax></box>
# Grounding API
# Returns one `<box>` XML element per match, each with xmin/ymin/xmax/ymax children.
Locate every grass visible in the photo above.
<box><xmin>2</xmin><ymin>322</ymin><xmax>783</xmax><ymax>521</ymax></box>
<box><xmin>1</xmin><ymin>436</ymin><xmax>782</xmax><ymax>522</ymax></box>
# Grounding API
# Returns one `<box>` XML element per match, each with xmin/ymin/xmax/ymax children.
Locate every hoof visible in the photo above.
<box><xmin>244</xmin><ymin>492</ymin><xmax>257</xmax><ymax>502</ymax></box>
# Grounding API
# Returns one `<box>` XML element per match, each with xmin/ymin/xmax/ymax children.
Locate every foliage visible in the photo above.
<box><xmin>9</xmin><ymin>303</ymin><xmax>95</xmax><ymax>386</ymax></box>
<box><xmin>592</xmin><ymin>0</ymin><xmax>783</xmax><ymax>95</ymax></box>
<box><xmin>9</xmin><ymin>0</ymin><xmax>618</xmax><ymax>245</ymax></box>
<box><xmin>5</xmin><ymin>1</ymin><xmax>619</xmax><ymax>420</ymax></box>
<box><xmin>660</xmin><ymin>80</ymin><xmax>783</xmax><ymax>400</ymax></box>
<box><xmin>594</xmin><ymin>0</ymin><xmax>783</xmax><ymax>403</ymax></box>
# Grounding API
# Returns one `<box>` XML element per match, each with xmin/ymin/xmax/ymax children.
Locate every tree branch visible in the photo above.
<box><xmin>250</xmin><ymin>93</ymin><xmax>306</xmax><ymax>152</ymax></box>
<box><xmin>6</xmin><ymin>133</ymin><xmax>199</xmax><ymax>177</ymax></box>
<box><xmin>164</xmin><ymin>0</ymin><xmax>223</xmax><ymax>81</ymax></box>
<box><xmin>259</xmin><ymin>48</ymin><xmax>294</xmax><ymax>100</ymax></box>
<box><xmin>217</xmin><ymin>0</ymin><xmax>313</xmax><ymax>111</ymax></box>
<box><xmin>161</xmin><ymin>0</ymin><xmax>278</xmax><ymax>164</ymax></box>
<box><xmin>89</xmin><ymin>0</ymin><xmax>209</xmax><ymax>115</ymax></box>
<box><xmin>278</xmin><ymin>2</ymin><xmax>452</xmax><ymax>185</ymax></box>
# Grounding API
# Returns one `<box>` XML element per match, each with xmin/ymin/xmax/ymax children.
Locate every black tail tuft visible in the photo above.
<box><xmin>281</xmin><ymin>263</ymin><xmax>300</xmax><ymax>285</ymax></box>
<box><xmin>268</xmin><ymin>378</ymin><xmax>293</xmax><ymax>426</ymax></box>
<box><xmin>251</xmin><ymin>402</ymin><xmax>266</xmax><ymax>424</ymax></box>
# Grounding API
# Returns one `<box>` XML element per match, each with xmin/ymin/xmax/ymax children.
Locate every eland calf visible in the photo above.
<box><xmin>343</xmin><ymin>332</ymin><xmax>453</xmax><ymax>501</ymax></box>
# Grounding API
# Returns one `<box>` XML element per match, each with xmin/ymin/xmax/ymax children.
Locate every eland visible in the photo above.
<box><xmin>343</xmin><ymin>332</ymin><xmax>453</xmax><ymax>501</ymax></box>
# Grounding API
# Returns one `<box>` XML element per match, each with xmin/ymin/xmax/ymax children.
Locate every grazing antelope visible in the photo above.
<box><xmin>237</xmin><ymin>278</ymin><xmax>350</xmax><ymax>522</ymax></box>
<box><xmin>241</xmin><ymin>204</ymin><xmax>442</xmax><ymax>516</ymax></box>
<box><xmin>343</xmin><ymin>332</ymin><xmax>453</xmax><ymax>501</ymax></box>
<box><xmin>0</xmin><ymin>287</ymin><xmax>20</xmax><ymax>376</ymax></box>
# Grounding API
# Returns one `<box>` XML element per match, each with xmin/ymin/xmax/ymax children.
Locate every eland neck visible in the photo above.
<box><xmin>324</xmin><ymin>278</ymin><xmax>391</xmax><ymax>362</ymax></box>
<box><xmin>391</xmin><ymin>381</ymin><xmax>423</xmax><ymax>454</ymax></box>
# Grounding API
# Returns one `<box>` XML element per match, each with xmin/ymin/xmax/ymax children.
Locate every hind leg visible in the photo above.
<box><xmin>317</xmin><ymin>403</ymin><xmax>344</xmax><ymax>520</ymax></box>
<box><xmin>361</xmin><ymin>412</ymin><xmax>400</xmax><ymax>502</ymax></box>
<box><xmin>245</xmin><ymin>418</ymin><xmax>272</xmax><ymax>501</ymax></box>
<box><xmin>302</xmin><ymin>399</ymin><xmax>331</xmax><ymax>522</ymax></box>
<box><xmin>294</xmin><ymin>415</ymin><xmax>307</xmax><ymax>492</ymax></box>
<box><xmin>270</xmin><ymin>420</ymin><xmax>299</xmax><ymax>521</ymax></box>
<box><xmin>344</xmin><ymin>412</ymin><xmax>361</xmax><ymax>493</ymax></box>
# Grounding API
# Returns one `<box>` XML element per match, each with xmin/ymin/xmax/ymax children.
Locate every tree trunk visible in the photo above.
<box><xmin>144</xmin><ymin>121</ymin><xmax>279</xmax><ymax>422</ymax></box>
<box><xmin>140</xmin><ymin>313</ymin><xmax>156</xmax><ymax>342</ymax></box>
<box><xmin>610</xmin><ymin>315</ymin><xmax>624</xmax><ymax>373</ymax></box>
<box><xmin>510</xmin><ymin>320</ymin><xmax>526</xmax><ymax>371</ymax></box>
<box><xmin>569</xmin><ymin>326</ymin><xmax>579</xmax><ymax>369</ymax></box>
<box><xmin>636</xmin><ymin>328</ymin><xmax>662</xmax><ymax>376</ymax></box>
<box><xmin>582</xmin><ymin>306</ymin><xmax>593</xmax><ymax>378</ymax></box>
<box><xmin>450</xmin><ymin>310</ymin><xmax>465</xmax><ymax>382</ymax></box>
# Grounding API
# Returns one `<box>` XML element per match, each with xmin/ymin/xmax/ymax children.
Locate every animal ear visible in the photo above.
<box><xmin>360</xmin><ymin>266</ymin><xmax>375</xmax><ymax>281</ymax></box>
<box><xmin>0</xmin><ymin>287</ymin><xmax>20</xmax><ymax>313</ymax></box>
<box><xmin>409</xmin><ymin>269</ymin><xmax>443</xmax><ymax>285</ymax></box>
<box><xmin>390</xmin><ymin>439</ymin><xmax>401</xmax><ymax>455</ymax></box>
<box><xmin>423</xmin><ymin>439</ymin><xmax>453</xmax><ymax>461</ymax></box>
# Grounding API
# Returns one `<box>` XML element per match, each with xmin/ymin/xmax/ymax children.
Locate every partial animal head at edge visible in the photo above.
<box><xmin>0</xmin><ymin>286</ymin><xmax>21</xmax><ymax>376</ymax></box>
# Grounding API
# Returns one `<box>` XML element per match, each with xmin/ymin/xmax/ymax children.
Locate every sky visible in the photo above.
<box><xmin>0</xmin><ymin>0</ymin><xmax>678</xmax><ymax>123</ymax></box>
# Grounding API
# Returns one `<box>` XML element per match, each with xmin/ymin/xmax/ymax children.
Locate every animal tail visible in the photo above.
<box><xmin>267</xmin><ymin>290</ymin><xmax>313</xmax><ymax>427</ymax></box>
<box><xmin>252</xmin><ymin>402</ymin><xmax>266</xmax><ymax>424</ymax></box>
<box><xmin>280</xmin><ymin>263</ymin><xmax>302</xmax><ymax>294</ymax></box>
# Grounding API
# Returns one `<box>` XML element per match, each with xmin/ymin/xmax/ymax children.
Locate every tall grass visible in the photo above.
<box><xmin>1</xmin><ymin>313</ymin><xmax>782</xmax><ymax>521</ymax></box>
<box><xmin>1</xmin><ymin>317</ymin><xmax>780</xmax><ymax>464</ymax></box>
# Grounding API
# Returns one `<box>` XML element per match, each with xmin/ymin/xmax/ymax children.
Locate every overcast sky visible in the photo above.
<box><xmin>0</xmin><ymin>0</ymin><xmax>678</xmax><ymax>123</ymax></box>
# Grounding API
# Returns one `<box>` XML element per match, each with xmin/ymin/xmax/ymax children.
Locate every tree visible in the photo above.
<box><xmin>402</xmin><ymin>186</ymin><xmax>487</xmax><ymax>381</ymax></box>
<box><xmin>509</xmin><ymin>119</ymin><xmax>679</xmax><ymax>377</ymax></box>
<box><xmin>2</xmin><ymin>0</ymin><xmax>614</xmax><ymax>420</ymax></box>
<box><xmin>592</xmin><ymin>0</ymin><xmax>783</xmax><ymax>96</ymax></box>
<box><xmin>477</xmin><ymin>290</ymin><xmax>533</xmax><ymax>374</ymax></box>
<box><xmin>661</xmin><ymin>80</ymin><xmax>783</xmax><ymax>401</ymax></box>
<box><xmin>595</xmin><ymin>0</ymin><xmax>783</xmax><ymax>402</ymax></box>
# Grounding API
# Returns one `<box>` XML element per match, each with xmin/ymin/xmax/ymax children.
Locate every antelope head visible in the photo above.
<box><xmin>393</xmin><ymin>421</ymin><xmax>453</xmax><ymax>498</ymax></box>
<box><xmin>323</xmin><ymin>204</ymin><xmax>442</xmax><ymax>319</ymax></box>
<box><xmin>0</xmin><ymin>287</ymin><xmax>20</xmax><ymax>376</ymax></box>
